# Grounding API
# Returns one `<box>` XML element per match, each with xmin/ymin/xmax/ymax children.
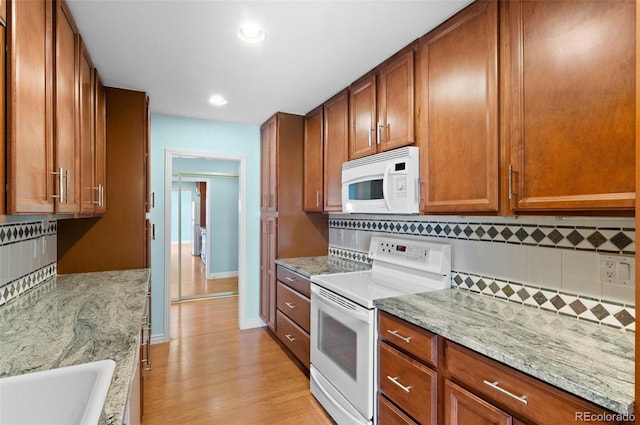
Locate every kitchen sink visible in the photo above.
<box><xmin>0</xmin><ymin>359</ymin><xmax>116</xmax><ymax>425</ymax></box>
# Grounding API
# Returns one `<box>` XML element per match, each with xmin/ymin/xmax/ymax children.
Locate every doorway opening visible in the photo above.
<box><xmin>170</xmin><ymin>172</ymin><xmax>239</xmax><ymax>302</ymax></box>
<box><xmin>164</xmin><ymin>150</ymin><xmax>248</xmax><ymax>337</ymax></box>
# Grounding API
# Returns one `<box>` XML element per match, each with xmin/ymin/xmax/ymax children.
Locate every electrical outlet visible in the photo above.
<box><xmin>598</xmin><ymin>254</ymin><xmax>635</xmax><ymax>286</ymax></box>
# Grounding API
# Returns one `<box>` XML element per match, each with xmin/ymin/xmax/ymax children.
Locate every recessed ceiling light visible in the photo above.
<box><xmin>237</xmin><ymin>23</ymin><xmax>266</xmax><ymax>43</ymax></box>
<box><xmin>209</xmin><ymin>95</ymin><xmax>228</xmax><ymax>106</ymax></box>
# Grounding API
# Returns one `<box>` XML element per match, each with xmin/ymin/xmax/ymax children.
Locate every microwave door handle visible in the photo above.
<box><xmin>382</xmin><ymin>163</ymin><xmax>393</xmax><ymax>211</ymax></box>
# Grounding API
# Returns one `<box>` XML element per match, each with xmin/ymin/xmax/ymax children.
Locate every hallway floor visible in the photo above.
<box><xmin>142</xmin><ymin>297</ymin><xmax>334</xmax><ymax>424</ymax></box>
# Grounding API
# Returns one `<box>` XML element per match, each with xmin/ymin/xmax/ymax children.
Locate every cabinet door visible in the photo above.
<box><xmin>93</xmin><ymin>71</ymin><xmax>106</xmax><ymax>214</ymax></box>
<box><xmin>0</xmin><ymin>27</ymin><xmax>4</xmax><ymax>213</ymax></box>
<box><xmin>349</xmin><ymin>74</ymin><xmax>377</xmax><ymax>159</ymax></box>
<box><xmin>506</xmin><ymin>0</ymin><xmax>635</xmax><ymax>211</ymax></box>
<box><xmin>260</xmin><ymin>116</ymin><xmax>277</xmax><ymax>212</ymax></box>
<box><xmin>54</xmin><ymin>0</ymin><xmax>80</xmax><ymax>214</ymax></box>
<box><xmin>418</xmin><ymin>1</ymin><xmax>498</xmax><ymax>213</ymax></box>
<box><xmin>260</xmin><ymin>216</ymin><xmax>277</xmax><ymax>331</ymax></box>
<box><xmin>378</xmin><ymin>50</ymin><xmax>414</xmax><ymax>152</ymax></box>
<box><xmin>303</xmin><ymin>106</ymin><xmax>323</xmax><ymax>212</ymax></box>
<box><xmin>323</xmin><ymin>90</ymin><xmax>349</xmax><ymax>211</ymax></box>
<box><xmin>78</xmin><ymin>38</ymin><xmax>95</xmax><ymax>215</ymax></box>
<box><xmin>444</xmin><ymin>380</ymin><xmax>512</xmax><ymax>425</ymax></box>
<box><xmin>7</xmin><ymin>0</ymin><xmax>54</xmax><ymax>214</ymax></box>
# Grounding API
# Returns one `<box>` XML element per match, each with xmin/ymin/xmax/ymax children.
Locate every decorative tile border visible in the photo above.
<box><xmin>0</xmin><ymin>220</ymin><xmax>57</xmax><ymax>247</ymax></box>
<box><xmin>329</xmin><ymin>245</ymin><xmax>372</xmax><ymax>265</ymax></box>
<box><xmin>453</xmin><ymin>271</ymin><xmax>635</xmax><ymax>332</ymax></box>
<box><xmin>329</xmin><ymin>217</ymin><xmax>635</xmax><ymax>255</ymax></box>
<box><xmin>0</xmin><ymin>263</ymin><xmax>57</xmax><ymax>307</ymax></box>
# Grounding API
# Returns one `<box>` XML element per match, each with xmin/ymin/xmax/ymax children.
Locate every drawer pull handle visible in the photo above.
<box><xmin>483</xmin><ymin>380</ymin><xmax>528</xmax><ymax>405</ymax></box>
<box><xmin>285</xmin><ymin>277</ymin><xmax>297</xmax><ymax>282</ymax></box>
<box><xmin>285</xmin><ymin>334</ymin><xmax>296</xmax><ymax>342</ymax></box>
<box><xmin>387</xmin><ymin>376</ymin><xmax>412</xmax><ymax>393</ymax></box>
<box><xmin>285</xmin><ymin>302</ymin><xmax>296</xmax><ymax>309</ymax></box>
<box><xmin>387</xmin><ymin>329</ymin><xmax>412</xmax><ymax>343</ymax></box>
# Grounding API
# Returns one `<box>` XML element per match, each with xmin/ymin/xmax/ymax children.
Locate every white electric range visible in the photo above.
<box><xmin>310</xmin><ymin>235</ymin><xmax>451</xmax><ymax>425</ymax></box>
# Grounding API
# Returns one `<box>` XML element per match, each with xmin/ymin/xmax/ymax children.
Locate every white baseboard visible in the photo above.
<box><xmin>151</xmin><ymin>333</ymin><xmax>170</xmax><ymax>344</ymax></box>
<box><xmin>240</xmin><ymin>318</ymin><xmax>266</xmax><ymax>330</ymax></box>
<box><xmin>206</xmin><ymin>270</ymin><xmax>239</xmax><ymax>280</ymax></box>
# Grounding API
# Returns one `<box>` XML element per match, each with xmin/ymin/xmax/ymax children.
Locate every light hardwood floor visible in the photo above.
<box><xmin>142</xmin><ymin>297</ymin><xmax>334</xmax><ymax>424</ymax></box>
<box><xmin>171</xmin><ymin>243</ymin><xmax>238</xmax><ymax>300</ymax></box>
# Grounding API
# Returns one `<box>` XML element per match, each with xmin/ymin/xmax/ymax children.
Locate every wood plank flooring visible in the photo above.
<box><xmin>142</xmin><ymin>296</ymin><xmax>334</xmax><ymax>424</ymax></box>
<box><xmin>171</xmin><ymin>243</ymin><xmax>238</xmax><ymax>300</ymax></box>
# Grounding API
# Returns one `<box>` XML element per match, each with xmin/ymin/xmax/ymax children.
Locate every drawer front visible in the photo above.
<box><xmin>379</xmin><ymin>311</ymin><xmax>437</xmax><ymax>367</ymax></box>
<box><xmin>445</xmin><ymin>342</ymin><xmax>616</xmax><ymax>425</ymax></box>
<box><xmin>378</xmin><ymin>394</ymin><xmax>418</xmax><ymax>425</ymax></box>
<box><xmin>379</xmin><ymin>342</ymin><xmax>437</xmax><ymax>425</ymax></box>
<box><xmin>276</xmin><ymin>281</ymin><xmax>310</xmax><ymax>333</ymax></box>
<box><xmin>276</xmin><ymin>310</ymin><xmax>310</xmax><ymax>369</ymax></box>
<box><xmin>276</xmin><ymin>265</ymin><xmax>311</xmax><ymax>297</ymax></box>
<box><xmin>444</xmin><ymin>379</ymin><xmax>511</xmax><ymax>425</ymax></box>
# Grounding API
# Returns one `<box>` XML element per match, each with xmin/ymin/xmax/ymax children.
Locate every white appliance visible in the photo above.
<box><xmin>310</xmin><ymin>235</ymin><xmax>451</xmax><ymax>425</ymax></box>
<box><xmin>342</xmin><ymin>146</ymin><xmax>420</xmax><ymax>214</ymax></box>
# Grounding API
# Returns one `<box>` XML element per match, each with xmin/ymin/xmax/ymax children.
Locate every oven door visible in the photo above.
<box><xmin>310</xmin><ymin>284</ymin><xmax>375</xmax><ymax>421</ymax></box>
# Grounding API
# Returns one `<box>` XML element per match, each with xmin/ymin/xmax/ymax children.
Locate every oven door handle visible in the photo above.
<box><xmin>311</xmin><ymin>285</ymin><xmax>372</xmax><ymax>323</ymax></box>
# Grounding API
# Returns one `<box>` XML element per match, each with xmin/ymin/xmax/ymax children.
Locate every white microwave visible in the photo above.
<box><xmin>342</xmin><ymin>146</ymin><xmax>420</xmax><ymax>214</ymax></box>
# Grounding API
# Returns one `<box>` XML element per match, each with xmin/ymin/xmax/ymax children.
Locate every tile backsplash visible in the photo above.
<box><xmin>329</xmin><ymin>214</ymin><xmax>636</xmax><ymax>330</ymax></box>
<box><xmin>0</xmin><ymin>220</ymin><xmax>57</xmax><ymax>306</ymax></box>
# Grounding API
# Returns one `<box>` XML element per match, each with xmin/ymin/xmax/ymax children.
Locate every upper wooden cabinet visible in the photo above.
<box><xmin>260</xmin><ymin>116</ymin><xmax>277</xmax><ymax>212</ymax></box>
<box><xmin>417</xmin><ymin>0</ymin><xmax>499</xmax><ymax>213</ymax></box>
<box><xmin>5</xmin><ymin>0</ymin><xmax>106</xmax><ymax>216</ymax></box>
<box><xmin>323</xmin><ymin>90</ymin><xmax>349</xmax><ymax>211</ymax></box>
<box><xmin>504</xmin><ymin>0</ymin><xmax>635</xmax><ymax>212</ymax></box>
<box><xmin>93</xmin><ymin>71</ymin><xmax>107</xmax><ymax>214</ymax></box>
<box><xmin>303</xmin><ymin>106</ymin><xmax>323</xmax><ymax>212</ymax></box>
<box><xmin>6</xmin><ymin>0</ymin><xmax>54</xmax><ymax>214</ymax></box>
<box><xmin>349</xmin><ymin>49</ymin><xmax>415</xmax><ymax>160</ymax></box>
<box><xmin>78</xmin><ymin>38</ymin><xmax>95</xmax><ymax>215</ymax></box>
<box><xmin>54</xmin><ymin>0</ymin><xmax>80</xmax><ymax>214</ymax></box>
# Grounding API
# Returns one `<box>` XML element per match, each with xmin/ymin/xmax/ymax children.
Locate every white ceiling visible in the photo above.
<box><xmin>66</xmin><ymin>0</ymin><xmax>473</xmax><ymax>126</ymax></box>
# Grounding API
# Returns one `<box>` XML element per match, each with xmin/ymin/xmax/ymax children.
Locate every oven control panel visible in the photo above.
<box><xmin>368</xmin><ymin>235</ymin><xmax>451</xmax><ymax>276</ymax></box>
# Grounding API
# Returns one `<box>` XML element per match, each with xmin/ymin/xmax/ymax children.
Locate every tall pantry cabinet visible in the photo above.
<box><xmin>259</xmin><ymin>112</ymin><xmax>328</xmax><ymax>331</ymax></box>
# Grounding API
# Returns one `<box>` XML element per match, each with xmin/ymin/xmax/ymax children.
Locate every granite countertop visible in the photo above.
<box><xmin>0</xmin><ymin>269</ymin><xmax>151</xmax><ymax>425</ymax></box>
<box><xmin>375</xmin><ymin>288</ymin><xmax>634</xmax><ymax>415</ymax></box>
<box><xmin>275</xmin><ymin>255</ymin><xmax>371</xmax><ymax>278</ymax></box>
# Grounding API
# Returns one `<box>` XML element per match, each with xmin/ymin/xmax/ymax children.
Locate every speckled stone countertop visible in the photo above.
<box><xmin>275</xmin><ymin>255</ymin><xmax>371</xmax><ymax>278</ymax></box>
<box><xmin>0</xmin><ymin>269</ymin><xmax>151</xmax><ymax>425</ymax></box>
<box><xmin>375</xmin><ymin>288</ymin><xmax>634</xmax><ymax>415</ymax></box>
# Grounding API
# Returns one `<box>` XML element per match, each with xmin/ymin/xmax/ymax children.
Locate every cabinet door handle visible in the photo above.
<box><xmin>285</xmin><ymin>334</ymin><xmax>296</xmax><ymax>342</ymax></box>
<box><xmin>51</xmin><ymin>167</ymin><xmax>64</xmax><ymax>202</ymax></box>
<box><xmin>387</xmin><ymin>376</ymin><xmax>412</xmax><ymax>393</ymax></box>
<box><xmin>285</xmin><ymin>302</ymin><xmax>296</xmax><ymax>309</ymax></box>
<box><xmin>368</xmin><ymin>127</ymin><xmax>374</xmax><ymax>147</ymax></box>
<box><xmin>285</xmin><ymin>277</ymin><xmax>297</xmax><ymax>283</ymax></box>
<box><xmin>387</xmin><ymin>329</ymin><xmax>412</xmax><ymax>343</ymax></box>
<box><xmin>316</xmin><ymin>191</ymin><xmax>320</xmax><ymax>207</ymax></box>
<box><xmin>483</xmin><ymin>380</ymin><xmax>528</xmax><ymax>405</ymax></box>
<box><xmin>508</xmin><ymin>164</ymin><xmax>517</xmax><ymax>200</ymax></box>
<box><xmin>377</xmin><ymin>122</ymin><xmax>384</xmax><ymax>144</ymax></box>
<box><xmin>151</xmin><ymin>223</ymin><xmax>156</xmax><ymax>240</ymax></box>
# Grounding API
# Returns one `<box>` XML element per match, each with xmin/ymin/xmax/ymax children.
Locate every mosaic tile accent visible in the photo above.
<box><xmin>452</xmin><ymin>271</ymin><xmax>635</xmax><ymax>332</ymax></box>
<box><xmin>329</xmin><ymin>245</ymin><xmax>372</xmax><ymax>265</ymax></box>
<box><xmin>0</xmin><ymin>220</ymin><xmax>57</xmax><ymax>246</ymax></box>
<box><xmin>0</xmin><ymin>263</ymin><xmax>57</xmax><ymax>307</ymax></box>
<box><xmin>329</xmin><ymin>217</ymin><xmax>635</xmax><ymax>255</ymax></box>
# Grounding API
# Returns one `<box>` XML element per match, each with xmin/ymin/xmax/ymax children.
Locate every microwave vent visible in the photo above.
<box><xmin>342</xmin><ymin>146</ymin><xmax>418</xmax><ymax>170</ymax></box>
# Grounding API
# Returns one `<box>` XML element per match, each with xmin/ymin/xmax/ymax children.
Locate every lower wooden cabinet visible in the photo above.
<box><xmin>444</xmin><ymin>380</ymin><xmax>511</xmax><ymax>425</ymax></box>
<box><xmin>379</xmin><ymin>342</ymin><xmax>437</xmax><ymax>425</ymax></box>
<box><xmin>378</xmin><ymin>394</ymin><xmax>418</xmax><ymax>425</ymax></box>
<box><xmin>378</xmin><ymin>312</ymin><xmax>621</xmax><ymax>425</ymax></box>
<box><xmin>274</xmin><ymin>265</ymin><xmax>311</xmax><ymax>369</ymax></box>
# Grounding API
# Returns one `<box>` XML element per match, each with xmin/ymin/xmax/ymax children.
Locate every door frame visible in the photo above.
<box><xmin>164</xmin><ymin>149</ymin><xmax>248</xmax><ymax>337</ymax></box>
